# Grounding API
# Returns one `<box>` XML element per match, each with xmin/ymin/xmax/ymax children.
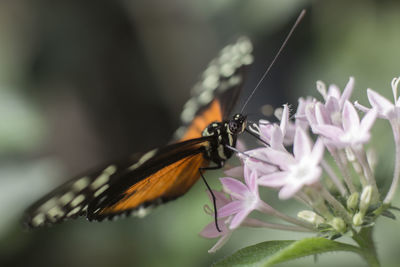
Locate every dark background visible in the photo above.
<box><xmin>1</xmin><ymin>1</ymin><xmax>400</xmax><ymax>266</ymax></box>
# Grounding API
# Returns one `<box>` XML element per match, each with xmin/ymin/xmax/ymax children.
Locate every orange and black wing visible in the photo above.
<box><xmin>24</xmin><ymin>137</ymin><xmax>212</xmax><ymax>227</ymax></box>
<box><xmin>23</xmin><ymin>37</ymin><xmax>254</xmax><ymax>228</ymax></box>
<box><xmin>173</xmin><ymin>36</ymin><xmax>253</xmax><ymax>141</ymax></box>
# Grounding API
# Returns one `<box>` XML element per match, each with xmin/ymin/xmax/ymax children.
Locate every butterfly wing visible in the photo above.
<box><xmin>174</xmin><ymin>36</ymin><xmax>253</xmax><ymax>141</ymax></box>
<box><xmin>90</xmin><ymin>152</ymin><xmax>209</xmax><ymax>220</ymax></box>
<box><xmin>24</xmin><ymin>137</ymin><xmax>212</xmax><ymax>227</ymax></box>
<box><xmin>87</xmin><ymin>38</ymin><xmax>253</xmax><ymax>220</ymax></box>
<box><xmin>24</xmin><ymin>37</ymin><xmax>254</xmax><ymax>228</ymax></box>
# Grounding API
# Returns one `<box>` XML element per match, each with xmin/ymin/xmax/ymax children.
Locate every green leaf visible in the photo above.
<box><xmin>213</xmin><ymin>237</ymin><xmax>362</xmax><ymax>267</ymax></box>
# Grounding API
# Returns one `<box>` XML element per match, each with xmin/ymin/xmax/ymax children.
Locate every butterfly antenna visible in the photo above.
<box><xmin>244</xmin><ymin>128</ymin><xmax>268</xmax><ymax>146</ymax></box>
<box><xmin>240</xmin><ymin>9</ymin><xmax>306</xmax><ymax>113</ymax></box>
<box><xmin>226</xmin><ymin>145</ymin><xmax>272</xmax><ymax>165</ymax></box>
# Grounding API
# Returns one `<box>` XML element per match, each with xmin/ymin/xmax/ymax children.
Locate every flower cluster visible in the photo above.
<box><xmin>200</xmin><ymin>76</ymin><xmax>400</xmax><ymax>253</ymax></box>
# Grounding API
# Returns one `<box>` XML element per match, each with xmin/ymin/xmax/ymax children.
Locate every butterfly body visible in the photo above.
<box><xmin>24</xmin><ymin>37</ymin><xmax>253</xmax><ymax>228</ymax></box>
<box><xmin>202</xmin><ymin>113</ymin><xmax>246</xmax><ymax>164</ymax></box>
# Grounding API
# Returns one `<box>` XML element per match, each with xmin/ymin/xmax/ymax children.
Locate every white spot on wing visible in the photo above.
<box><xmin>220</xmin><ymin>63</ymin><xmax>234</xmax><ymax>77</ymax></box>
<box><xmin>47</xmin><ymin>206</ymin><xmax>65</xmax><ymax>220</ymax></box>
<box><xmin>70</xmin><ymin>194</ymin><xmax>85</xmax><ymax>207</ymax></box>
<box><xmin>59</xmin><ymin>192</ymin><xmax>74</xmax><ymax>205</ymax></box>
<box><xmin>91</xmin><ymin>174</ymin><xmax>109</xmax><ymax>190</ymax></box>
<box><xmin>134</xmin><ymin>206</ymin><xmax>151</xmax><ymax>218</ymax></box>
<box><xmin>67</xmin><ymin>207</ymin><xmax>81</xmax><ymax>217</ymax></box>
<box><xmin>73</xmin><ymin>177</ymin><xmax>90</xmax><ymax>192</ymax></box>
<box><xmin>128</xmin><ymin>149</ymin><xmax>157</xmax><ymax>171</ymax></box>
<box><xmin>181</xmin><ymin>107</ymin><xmax>196</xmax><ymax>123</ymax></box>
<box><xmin>104</xmin><ymin>165</ymin><xmax>117</xmax><ymax>175</ymax></box>
<box><xmin>91</xmin><ymin>165</ymin><xmax>117</xmax><ymax>189</ymax></box>
<box><xmin>198</xmin><ymin>90</ymin><xmax>213</xmax><ymax>104</ymax></box>
<box><xmin>39</xmin><ymin>197</ymin><xmax>57</xmax><ymax>212</ymax></box>
<box><xmin>202</xmin><ymin>74</ymin><xmax>219</xmax><ymax>90</ymax></box>
<box><xmin>94</xmin><ymin>184</ymin><xmax>109</xmax><ymax>197</ymax></box>
<box><xmin>32</xmin><ymin>213</ymin><xmax>46</xmax><ymax>227</ymax></box>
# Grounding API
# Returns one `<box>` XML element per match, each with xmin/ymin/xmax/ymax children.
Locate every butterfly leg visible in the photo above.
<box><xmin>199</xmin><ymin>163</ymin><xmax>224</xmax><ymax>233</ymax></box>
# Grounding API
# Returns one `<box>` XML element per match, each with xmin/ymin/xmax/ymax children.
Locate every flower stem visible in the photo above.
<box><xmin>321</xmin><ymin>159</ymin><xmax>348</xmax><ymax>196</ymax></box>
<box><xmin>258</xmin><ymin>202</ymin><xmax>315</xmax><ymax>230</ymax></box>
<box><xmin>242</xmin><ymin>218</ymin><xmax>313</xmax><ymax>232</ymax></box>
<box><xmin>352</xmin><ymin>227</ymin><xmax>380</xmax><ymax>267</ymax></box>
<box><xmin>331</xmin><ymin>150</ymin><xmax>357</xmax><ymax>193</ymax></box>
<box><xmin>353</xmin><ymin>147</ymin><xmax>379</xmax><ymax>195</ymax></box>
<box><xmin>384</xmin><ymin>120</ymin><xmax>400</xmax><ymax>204</ymax></box>
<box><xmin>319</xmin><ymin>185</ymin><xmax>352</xmax><ymax>223</ymax></box>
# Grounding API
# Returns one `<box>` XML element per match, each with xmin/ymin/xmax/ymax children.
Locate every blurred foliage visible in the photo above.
<box><xmin>0</xmin><ymin>1</ymin><xmax>400</xmax><ymax>267</ymax></box>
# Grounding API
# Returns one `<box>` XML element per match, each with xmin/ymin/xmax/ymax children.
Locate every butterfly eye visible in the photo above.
<box><xmin>229</xmin><ymin>121</ymin><xmax>239</xmax><ymax>133</ymax></box>
<box><xmin>229</xmin><ymin>114</ymin><xmax>247</xmax><ymax>134</ymax></box>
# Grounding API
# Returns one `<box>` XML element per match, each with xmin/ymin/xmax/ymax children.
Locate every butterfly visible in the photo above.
<box><xmin>24</xmin><ymin>37</ymin><xmax>254</xmax><ymax>228</ymax></box>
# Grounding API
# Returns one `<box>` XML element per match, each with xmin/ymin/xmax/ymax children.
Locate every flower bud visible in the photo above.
<box><xmin>346</xmin><ymin>192</ymin><xmax>359</xmax><ymax>211</ymax></box>
<box><xmin>360</xmin><ymin>185</ymin><xmax>373</xmax><ymax>214</ymax></box>
<box><xmin>330</xmin><ymin>217</ymin><xmax>346</xmax><ymax>233</ymax></box>
<box><xmin>297</xmin><ymin>210</ymin><xmax>325</xmax><ymax>226</ymax></box>
<box><xmin>353</xmin><ymin>212</ymin><xmax>363</xmax><ymax>226</ymax></box>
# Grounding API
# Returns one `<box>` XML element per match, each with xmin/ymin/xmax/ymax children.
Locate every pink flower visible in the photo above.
<box><xmin>355</xmin><ymin>76</ymin><xmax>400</xmax><ymax>120</ymax></box>
<box><xmin>306</xmin><ymin>77</ymin><xmax>355</xmax><ymax>131</ymax></box>
<box><xmin>313</xmin><ymin>101</ymin><xmax>377</xmax><ymax>148</ymax></box>
<box><xmin>199</xmin><ymin>190</ymin><xmax>233</xmax><ymax>253</ymax></box>
<box><xmin>317</xmin><ymin>77</ymin><xmax>354</xmax><ymax>109</ymax></box>
<box><xmin>258</xmin><ymin>127</ymin><xmax>325</xmax><ymax>199</ymax></box>
<box><xmin>218</xmin><ymin>168</ymin><xmax>270</xmax><ymax>229</ymax></box>
<box><xmin>295</xmin><ymin>97</ymin><xmax>314</xmax><ymax>130</ymax></box>
<box><xmin>258</xmin><ymin>104</ymin><xmax>294</xmax><ymax>149</ymax></box>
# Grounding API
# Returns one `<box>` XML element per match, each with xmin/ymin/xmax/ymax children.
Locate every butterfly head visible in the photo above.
<box><xmin>228</xmin><ymin>113</ymin><xmax>247</xmax><ymax>135</ymax></box>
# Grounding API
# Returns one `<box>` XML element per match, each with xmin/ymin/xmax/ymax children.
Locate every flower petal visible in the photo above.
<box><xmin>339</xmin><ymin>77</ymin><xmax>354</xmax><ymax>108</ymax></box>
<box><xmin>199</xmin><ymin>221</ymin><xmax>225</xmax><ymax>238</ymax></box>
<box><xmin>305</xmin><ymin>101</ymin><xmax>318</xmax><ymax>126</ymax></box>
<box><xmin>207</xmin><ymin>190</ymin><xmax>231</xmax><ymax>209</ymax></box>
<box><xmin>270</xmin><ymin>125</ymin><xmax>285</xmax><ymax>150</ymax></box>
<box><xmin>310</xmin><ymin>138</ymin><xmax>325</xmax><ymax>165</ymax></box>
<box><xmin>293</xmin><ymin>128</ymin><xmax>312</xmax><ymax>159</ymax></box>
<box><xmin>224</xmin><ymin>165</ymin><xmax>244</xmax><ymax>178</ymax></box>
<box><xmin>218</xmin><ymin>201</ymin><xmax>243</xmax><ymax>217</ymax></box>
<box><xmin>367</xmin><ymin>88</ymin><xmax>394</xmax><ymax>117</ymax></box>
<box><xmin>258</xmin><ymin>171</ymin><xmax>289</xmax><ymax>187</ymax></box>
<box><xmin>327</xmin><ymin>84</ymin><xmax>341</xmax><ymax>99</ymax></box>
<box><xmin>230</xmin><ymin>209</ymin><xmax>251</xmax><ymax>229</ymax></box>
<box><xmin>220</xmin><ymin>178</ymin><xmax>248</xmax><ymax>199</ymax></box>
<box><xmin>263</xmin><ymin>148</ymin><xmax>295</xmax><ymax>170</ymax></box>
<box><xmin>245</xmin><ymin>170</ymin><xmax>258</xmax><ymax>194</ymax></box>
<box><xmin>315</xmin><ymin>102</ymin><xmax>330</xmax><ymax>125</ymax></box>
<box><xmin>244</xmin><ymin>157</ymin><xmax>277</xmax><ymax>175</ymax></box>
<box><xmin>259</xmin><ymin>122</ymin><xmax>273</xmax><ymax>144</ymax></box>
<box><xmin>313</xmin><ymin>124</ymin><xmax>344</xmax><ymax>142</ymax></box>
<box><xmin>278</xmin><ymin>182</ymin><xmax>303</xmax><ymax>199</ymax></box>
<box><xmin>342</xmin><ymin>101</ymin><xmax>360</xmax><ymax>131</ymax></box>
<box><xmin>360</xmin><ymin>108</ymin><xmax>377</xmax><ymax>134</ymax></box>
<box><xmin>207</xmin><ymin>231</ymin><xmax>232</xmax><ymax>253</ymax></box>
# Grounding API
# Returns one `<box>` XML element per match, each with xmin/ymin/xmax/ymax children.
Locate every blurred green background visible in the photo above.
<box><xmin>1</xmin><ymin>0</ymin><xmax>400</xmax><ymax>266</ymax></box>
